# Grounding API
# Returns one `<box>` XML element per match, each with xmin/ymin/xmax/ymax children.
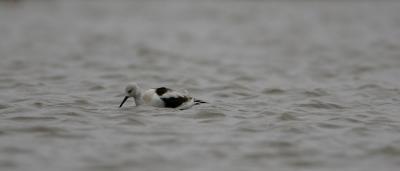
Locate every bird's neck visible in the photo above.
<box><xmin>134</xmin><ymin>91</ymin><xmax>144</xmax><ymax>106</ymax></box>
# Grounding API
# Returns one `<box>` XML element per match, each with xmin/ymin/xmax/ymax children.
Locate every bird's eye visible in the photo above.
<box><xmin>127</xmin><ymin>90</ymin><xmax>132</xmax><ymax>94</ymax></box>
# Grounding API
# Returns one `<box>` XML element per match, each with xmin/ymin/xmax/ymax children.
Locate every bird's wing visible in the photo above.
<box><xmin>159</xmin><ymin>90</ymin><xmax>191</xmax><ymax>108</ymax></box>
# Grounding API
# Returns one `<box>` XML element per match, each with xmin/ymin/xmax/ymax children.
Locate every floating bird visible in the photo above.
<box><xmin>119</xmin><ymin>82</ymin><xmax>206</xmax><ymax>110</ymax></box>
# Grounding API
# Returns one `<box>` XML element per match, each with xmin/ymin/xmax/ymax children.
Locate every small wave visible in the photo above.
<box><xmin>192</xmin><ymin>111</ymin><xmax>226</xmax><ymax>119</ymax></box>
<box><xmin>0</xmin><ymin>104</ymin><xmax>10</xmax><ymax>110</ymax></box>
<box><xmin>329</xmin><ymin>117</ymin><xmax>364</xmax><ymax>124</ymax></box>
<box><xmin>317</xmin><ymin>122</ymin><xmax>343</xmax><ymax>129</ymax></box>
<box><xmin>55</xmin><ymin>112</ymin><xmax>83</xmax><ymax>117</ymax></box>
<box><xmin>8</xmin><ymin>126</ymin><xmax>67</xmax><ymax>135</ymax></box>
<box><xmin>89</xmin><ymin>85</ymin><xmax>105</xmax><ymax>91</ymax></box>
<box><xmin>213</xmin><ymin>92</ymin><xmax>231</xmax><ymax>98</ymax></box>
<box><xmin>351</xmin><ymin>65</ymin><xmax>374</xmax><ymax>75</ymax></box>
<box><xmin>288</xmin><ymin>159</ymin><xmax>324</xmax><ymax>168</ymax></box>
<box><xmin>1</xmin><ymin>147</ymin><xmax>32</xmax><ymax>154</ymax></box>
<box><xmin>268</xmin><ymin>141</ymin><xmax>294</xmax><ymax>148</ymax></box>
<box><xmin>119</xmin><ymin>118</ymin><xmax>146</xmax><ymax>126</ymax></box>
<box><xmin>262</xmin><ymin>88</ymin><xmax>285</xmax><ymax>95</ymax></box>
<box><xmin>0</xmin><ymin>160</ymin><xmax>17</xmax><ymax>168</ymax></box>
<box><xmin>8</xmin><ymin>116</ymin><xmax>57</xmax><ymax>121</ymax></box>
<box><xmin>348</xmin><ymin>127</ymin><xmax>370</xmax><ymax>136</ymax></box>
<box><xmin>236</xmin><ymin>127</ymin><xmax>263</xmax><ymax>133</ymax></box>
<box><xmin>234</xmin><ymin>75</ymin><xmax>256</xmax><ymax>82</ymax></box>
<box><xmin>358</xmin><ymin>84</ymin><xmax>382</xmax><ymax>90</ymax></box>
<box><xmin>99</xmin><ymin>73</ymin><xmax>126</xmax><ymax>80</ymax></box>
<box><xmin>39</xmin><ymin>75</ymin><xmax>66</xmax><ymax>81</ymax></box>
<box><xmin>277</xmin><ymin>112</ymin><xmax>300</xmax><ymax>121</ymax></box>
<box><xmin>208</xmin><ymin>83</ymin><xmax>251</xmax><ymax>91</ymax></box>
<box><xmin>32</xmin><ymin>102</ymin><xmax>44</xmax><ymax>108</ymax></box>
<box><xmin>303</xmin><ymin>88</ymin><xmax>329</xmax><ymax>97</ymax></box>
<box><xmin>297</xmin><ymin>100</ymin><xmax>345</xmax><ymax>109</ymax></box>
<box><xmin>368</xmin><ymin>145</ymin><xmax>400</xmax><ymax>157</ymax></box>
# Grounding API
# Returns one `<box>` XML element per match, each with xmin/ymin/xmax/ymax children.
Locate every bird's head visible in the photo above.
<box><xmin>119</xmin><ymin>82</ymin><xmax>140</xmax><ymax>108</ymax></box>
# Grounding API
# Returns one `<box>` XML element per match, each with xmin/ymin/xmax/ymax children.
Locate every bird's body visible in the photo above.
<box><xmin>119</xmin><ymin>83</ymin><xmax>206</xmax><ymax>110</ymax></box>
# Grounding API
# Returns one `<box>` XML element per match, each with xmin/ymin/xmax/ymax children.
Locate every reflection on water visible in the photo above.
<box><xmin>1</xmin><ymin>0</ymin><xmax>400</xmax><ymax>171</ymax></box>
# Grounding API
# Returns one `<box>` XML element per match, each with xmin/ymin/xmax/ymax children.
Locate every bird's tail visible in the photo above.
<box><xmin>194</xmin><ymin>99</ymin><xmax>207</xmax><ymax>105</ymax></box>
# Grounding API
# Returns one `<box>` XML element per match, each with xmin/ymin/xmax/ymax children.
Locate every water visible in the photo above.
<box><xmin>1</xmin><ymin>0</ymin><xmax>400</xmax><ymax>171</ymax></box>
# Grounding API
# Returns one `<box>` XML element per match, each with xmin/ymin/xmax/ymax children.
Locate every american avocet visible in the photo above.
<box><xmin>119</xmin><ymin>82</ymin><xmax>206</xmax><ymax>110</ymax></box>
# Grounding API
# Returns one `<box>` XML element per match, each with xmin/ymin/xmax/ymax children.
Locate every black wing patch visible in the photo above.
<box><xmin>155</xmin><ymin>87</ymin><xmax>170</xmax><ymax>96</ymax></box>
<box><xmin>161</xmin><ymin>96</ymin><xmax>189</xmax><ymax>108</ymax></box>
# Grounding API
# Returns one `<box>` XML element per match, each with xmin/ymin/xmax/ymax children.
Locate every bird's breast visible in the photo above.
<box><xmin>142</xmin><ymin>89</ymin><xmax>164</xmax><ymax>107</ymax></box>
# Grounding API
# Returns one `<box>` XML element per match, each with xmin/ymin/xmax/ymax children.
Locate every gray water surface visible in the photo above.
<box><xmin>1</xmin><ymin>0</ymin><xmax>400</xmax><ymax>171</ymax></box>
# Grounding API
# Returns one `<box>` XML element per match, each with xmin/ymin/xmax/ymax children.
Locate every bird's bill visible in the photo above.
<box><xmin>119</xmin><ymin>96</ymin><xmax>129</xmax><ymax>108</ymax></box>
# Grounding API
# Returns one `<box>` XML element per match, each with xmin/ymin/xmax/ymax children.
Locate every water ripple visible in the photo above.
<box><xmin>191</xmin><ymin>111</ymin><xmax>226</xmax><ymax>119</ymax></box>
<box><xmin>262</xmin><ymin>88</ymin><xmax>285</xmax><ymax>95</ymax></box>
<box><xmin>8</xmin><ymin>116</ymin><xmax>58</xmax><ymax>122</ymax></box>
<box><xmin>297</xmin><ymin>100</ymin><xmax>345</xmax><ymax>109</ymax></box>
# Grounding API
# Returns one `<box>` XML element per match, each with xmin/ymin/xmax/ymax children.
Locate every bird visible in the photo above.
<box><xmin>119</xmin><ymin>82</ymin><xmax>206</xmax><ymax>110</ymax></box>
